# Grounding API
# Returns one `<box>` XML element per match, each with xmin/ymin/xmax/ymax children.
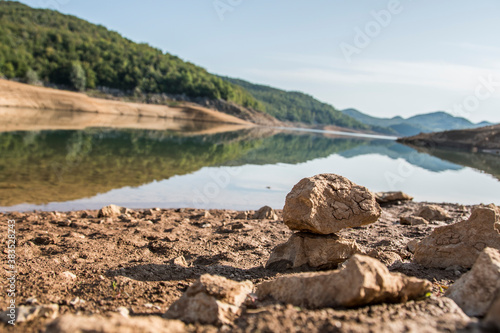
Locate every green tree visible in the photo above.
<box><xmin>24</xmin><ymin>68</ymin><xmax>39</xmax><ymax>85</ymax></box>
<box><xmin>70</xmin><ymin>62</ymin><xmax>86</xmax><ymax>91</ymax></box>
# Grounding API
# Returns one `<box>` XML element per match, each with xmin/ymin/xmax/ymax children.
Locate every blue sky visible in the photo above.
<box><xmin>15</xmin><ymin>0</ymin><xmax>500</xmax><ymax>123</ymax></box>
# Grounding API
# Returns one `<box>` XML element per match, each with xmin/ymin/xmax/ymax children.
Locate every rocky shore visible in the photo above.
<box><xmin>1</xmin><ymin>175</ymin><xmax>499</xmax><ymax>332</ymax></box>
<box><xmin>397</xmin><ymin>124</ymin><xmax>500</xmax><ymax>154</ymax></box>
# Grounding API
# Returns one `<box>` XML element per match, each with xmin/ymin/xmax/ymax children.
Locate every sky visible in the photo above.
<box><xmin>15</xmin><ymin>0</ymin><xmax>500</xmax><ymax>123</ymax></box>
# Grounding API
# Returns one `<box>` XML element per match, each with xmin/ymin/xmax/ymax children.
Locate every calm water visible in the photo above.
<box><xmin>0</xmin><ymin>125</ymin><xmax>499</xmax><ymax>212</ymax></box>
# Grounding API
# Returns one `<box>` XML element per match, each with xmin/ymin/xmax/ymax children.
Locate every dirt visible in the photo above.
<box><xmin>0</xmin><ymin>79</ymin><xmax>252</xmax><ymax>126</ymax></box>
<box><xmin>0</xmin><ymin>201</ymin><xmax>491</xmax><ymax>332</ymax></box>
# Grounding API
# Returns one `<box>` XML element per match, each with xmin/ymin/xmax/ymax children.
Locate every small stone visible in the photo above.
<box><xmin>231</xmin><ymin>222</ymin><xmax>246</xmax><ymax>230</ymax></box>
<box><xmin>375</xmin><ymin>191</ymin><xmax>413</xmax><ymax>204</ymax></box>
<box><xmin>414</xmin><ymin>205</ymin><xmax>500</xmax><ymax>268</ymax></box>
<box><xmin>58</xmin><ymin>220</ymin><xmax>72</xmax><ymax>227</ymax></box>
<box><xmin>253</xmin><ymin>206</ymin><xmax>278</xmax><ymax>220</ymax></box>
<box><xmin>1</xmin><ymin>304</ymin><xmax>59</xmax><ymax>324</ymax></box>
<box><xmin>172</xmin><ymin>256</ymin><xmax>188</xmax><ymax>268</ymax></box>
<box><xmin>60</xmin><ymin>271</ymin><xmax>77</xmax><ymax>280</ymax></box>
<box><xmin>400</xmin><ymin>216</ymin><xmax>429</xmax><ymax>226</ymax></box>
<box><xmin>235</xmin><ymin>211</ymin><xmax>249</xmax><ymax>220</ymax></box>
<box><xmin>367</xmin><ymin>250</ymin><xmax>402</xmax><ymax>266</ymax></box>
<box><xmin>266</xmin><ymin>232</ymin><xmax>362</xmax><ymax>271</ymax></box>
<box><xmin>283</xmin><ymin>174</ymin><xmax>381</xmax><ymax>234</ymax></box>
<box><xmin>116</xmin><ymin>307</ymin><xmax>130</xmax><ymax>317</ymax></box>
<box><xmin>445</xmin><ymin>247</ymin><xmax>500</xmax><ymax>316</ymax></box>
<box><xmin>415</xmin><ymin>205</ymin><xmax>451</xmax><ymax>221</ymax></box>
<box><xmin>98</xmin><ymin>204</ymin><xmax>132</xmax><ymax>218</ymax></box>
<box><xmin>257</xmin><ymin>254</ymin><xmax>431</xmax><ymax>309</ymax></box>
<box><xmin>164</xmin><ymin>274</ymin><xmax>253</xmax><ymax>325</ymax></box>
<box><xmin>406</xmin><ymin>240</ymin><xmax>418</xmax><ymax>253</ymax></box>
<box><xmin>25</xmin><ymin>297</ymin><xmax>38</xmax><ymax>305</ymax></box>
<box><xmin>69</xmin><ymin>297</ymin><xmax>85</xmax><ymax>307</ymax></box>
<box><xmin>46</xmin><ymin>314</ymin><xmax>186</xmax><ymax>333</ymax></box>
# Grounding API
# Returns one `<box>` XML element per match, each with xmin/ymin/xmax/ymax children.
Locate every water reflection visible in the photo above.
<box><xmin>0</xmin><ymin>125</ymin><xmax>499</xmax><ymax>211</ymax></box>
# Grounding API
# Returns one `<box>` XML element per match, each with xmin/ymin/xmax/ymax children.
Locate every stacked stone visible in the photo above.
<box><xmin>266</xmin><ymin>173</ymin><xmax>382</xmax><ymax>271</ymax></box>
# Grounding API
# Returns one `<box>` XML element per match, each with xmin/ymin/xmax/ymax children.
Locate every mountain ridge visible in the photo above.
<box><xmin>342</xmin><ymin>108</ymin><xmax>493</xmax><ymax>137</ymax></box>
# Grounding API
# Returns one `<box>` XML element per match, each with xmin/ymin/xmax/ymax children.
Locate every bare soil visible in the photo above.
<box><xmin>0</xmin><ymin>201</ymin><xmax>491</xmax><ymax>332</ymax></box>
<box><xmin>0</xmin><ymin>79</ymin><xmax>251</xmax><ymax>126</ymax></box>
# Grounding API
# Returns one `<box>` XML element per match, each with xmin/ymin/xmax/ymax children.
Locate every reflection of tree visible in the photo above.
<box><xmin>0</xmin><ymin>129</ymin><xmax>262</xmax><ymax>206</ymax></box>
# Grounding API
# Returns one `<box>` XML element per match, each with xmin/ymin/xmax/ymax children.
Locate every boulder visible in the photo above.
<box><xmin>445</xmin><ymin>247</ymin><xmax>500</xmax><ymax>317</ymax></box>
<box><xmin>98</xmin><ymin>204</ymin><xmax>131</xmax><ymax>218</ymax></box>
<box><xmin>256</xmin><ymin>254</ymin><xmax>431</xmax><ymax>309</ymax></box>
<box><xmin>414</xmin><ymin>206</ymin><xmax>500</xmax><ymax>268</ymax></box>
<box><xmin>46</xmin><ymin>313</ymin><xmax>186</xmax><ymax>333</ymax></box>
<box><xmin>164</xmin><ymin>274</ymin><xmax>253</xmax><ymax>325</ymax></box>
<box><xmin>253</xmin><ymin>206</ymin><xmax>278</xmax><ymax>220</ymax></box>
<box><xmin>266</xmin><ymin>232</ymin><xmax>362</xmax><ymax>271</ymax></box>
<box><xmin>283</xmin><ymin>174</ymin><xmax>381</xmax><ymax>234</ymax></box>
<box><xmin>375</xmin><ymin>191</ymin><xmax>413</xmax><ymax>204</ymax></box>
<box><xmin>400</xmin><ymin>216</ymin><xmax>429</xmax><ymax>226</ymax></box>
<box><xmin>415</xmin><ymin>204</ymin><xmax>451</xmax><ymax>221</ymax></box>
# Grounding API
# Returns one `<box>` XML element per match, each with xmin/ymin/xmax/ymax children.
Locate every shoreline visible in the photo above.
<box><xmin>0</xmin><ymin>199</ymin><xmax>493</xmax><ymax>332</ymax></box>
<box><xmin>0</xmin><ymin>79</ymin><xmax>252</xmax><ymax>126</ymax></box>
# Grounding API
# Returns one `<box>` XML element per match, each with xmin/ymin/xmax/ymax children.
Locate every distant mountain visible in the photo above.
<box><xmin>342</xmin><ymin>109</ymin><xmax>493</xmax><ymax>137</ymax></box>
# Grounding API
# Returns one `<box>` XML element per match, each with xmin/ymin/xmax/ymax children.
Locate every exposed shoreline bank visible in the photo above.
<box><xmin>0</xmin><ymin>79</ymin><xmax>253</xmax><ymax>127</ymax></box>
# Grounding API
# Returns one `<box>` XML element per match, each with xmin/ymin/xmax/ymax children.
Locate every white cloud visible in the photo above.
<box><xmin>248</xmin><ymin>54</ymin><xmax>499</xmax><ymax>93</ymax></box>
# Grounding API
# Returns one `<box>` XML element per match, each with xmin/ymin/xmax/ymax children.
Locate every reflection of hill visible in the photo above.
<box><xmin>5</xmin><ymin>127</ymin><xmax>497</xmax><ymax>208</ymax></box>
<box><xmin>338</xmin><ymin>140</ymin><xmax>463</xmax><ymax>172</ymax></box>
<box><xmin>229</xmin><ymin>133</ymin><xmax>368</xmax><ymax>165</ymax></box>
<box><xmin>0</xmin><ymin>129</ymin><xmax>262</xmax><ymax>206</ymax></box>
<box><xmin>404</xmin><ymin>145</ymin><xmax>500</xmax><ymax>181</ymax></box>
<box><xmin>0</xmin><ymin>129</ymin><xmax>368</xmax><ymax>206</ymax></box>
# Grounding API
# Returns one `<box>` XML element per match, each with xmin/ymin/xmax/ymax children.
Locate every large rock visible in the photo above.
<box><xmin>266</xmin><ymin>232</ymin><xmax>362</xmax><ymax>271</ymax></box>
<box><xmin>445</xmin><ymin>247</ymin><xmax>500</xmax><ymax>317</ymax></box>
<box><xmin>415</xmin><ymin>204</ymin><xmax>451</xmax><ymax>221</ymax></box>
<box><xmin>46</xmin><ymin>313</ymin><xmax>186</xmax><ymax>333</ymax></box>
<box><xmin>375</xmin><ymin>191</ymin><xmax>413</xmax><ymax>204</ymax></box>
<box><xmin>414</xmin><ymin>206</ymin><xmax>500</xmax><ymax>268</ymax></box>
<box><xmin>164</xmin><ymin>274</ymin><xmax>253</xmax><ymax>325</ymax></box>
<box><xmin>256</xmin><ymin>254</ymin><xmax>432</xmax><ymax>309</ymax></box>
<box><xmin>283</xmin><ymin>174</ymin><xmax>381</xmax><ymax>234</ymax></box>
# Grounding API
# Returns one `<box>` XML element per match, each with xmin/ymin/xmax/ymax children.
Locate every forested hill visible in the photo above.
<box><xmin>0</xmin><ymin>1</ymin><xmax>372</xmax><ymax>130</ymax></box>
<box><xmin>222</xmin><ymin>77</ymin><xmax>372</xmax><ymax>130</ymax></box>
<box><xmin>0</xmin><ymin>1</ymin><xmax>261</xmax><ymax>108</ymax></box>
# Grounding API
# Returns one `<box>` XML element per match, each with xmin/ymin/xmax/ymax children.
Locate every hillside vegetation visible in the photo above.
<box><xmin>223</xmin><ymin>77</ymin><xmax>371</xmax><ymax>130</ymax></box>
<box><xmin>0</xmin><ymin>1</ymin><xmax>261</xmax><ymax>109</ymax></box>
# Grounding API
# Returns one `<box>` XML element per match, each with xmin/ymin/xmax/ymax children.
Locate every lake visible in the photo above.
<box><xmin>0</xmin><ymin>113</ymin><xmax>499</xmax><ymax>212</ymax></box>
